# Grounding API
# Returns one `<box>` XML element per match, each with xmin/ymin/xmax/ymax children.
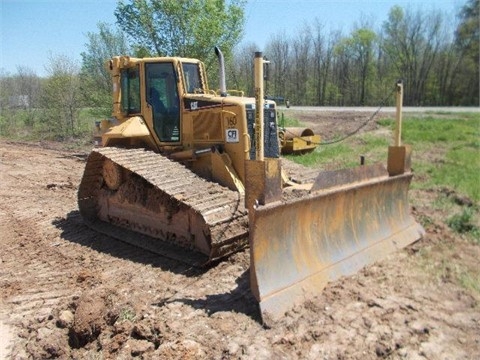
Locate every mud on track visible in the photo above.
<box><xmin>1</xmin><ymin>135</ymin><xmax>479</xmax><ymax>359</ymax></box>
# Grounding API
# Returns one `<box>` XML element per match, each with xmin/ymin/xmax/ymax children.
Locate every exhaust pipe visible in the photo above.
<box><xmin>214</xmin><ymin>46</ymin><xmax>227</xmax><ymax>97</ymax></box>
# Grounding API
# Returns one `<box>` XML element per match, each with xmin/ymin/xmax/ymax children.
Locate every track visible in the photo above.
<box><xmin>78</xmin><ymin>147</ymin><xmax>248</xmax><ymax>263</ymax></box>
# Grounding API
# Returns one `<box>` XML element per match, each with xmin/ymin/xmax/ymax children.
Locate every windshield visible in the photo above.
<box><xmin>145</xmin><ymin>62</ymin><xmax>180</xmax><ymax>142</ymax></box>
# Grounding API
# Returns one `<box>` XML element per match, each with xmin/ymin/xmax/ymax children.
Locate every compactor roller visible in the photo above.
<box><xmin>78</xmin><ymin>49</ymin><xmax>423</xmax><ymax>322</ymax></box>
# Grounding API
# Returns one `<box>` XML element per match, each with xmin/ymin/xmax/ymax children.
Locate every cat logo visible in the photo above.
<box><xmin>226</xmin><ymin>129</ymin><xmax>239</xmax><ymax>143</ymax></box>
<box><xmin>190</xmin><ymin>101</ymin><xmax>198</xmax><ymax>110</ymax></box>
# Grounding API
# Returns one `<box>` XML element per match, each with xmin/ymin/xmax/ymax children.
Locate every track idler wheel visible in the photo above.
<box><xmin>102</xmin><ymin>159</ymin><xmax>123</xmax><ymax>190</ymax></box>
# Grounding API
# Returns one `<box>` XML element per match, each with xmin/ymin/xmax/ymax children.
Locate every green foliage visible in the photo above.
<box><xmin>454</xmin><ymin>0</ymin><xmax>480</xmax><ymax>105</ymax></box>
<box><xmin>115</xmin><ymin>0</ymin><xmax>246</xmax><ymax>68</ymax></box>
<box><xmin>382</xmin><ymin>6</ymin><xmax>445</xmax><ymax>105</ymax></box>
<box><xmin>80</xmin><ymin>23</ymin><xmax>130</xmax><ymax>117</ymax></box>
<box><xmin>2</xmin><ymin>54</ymin><xmax>96</xmax><ymax>141</ymax></box>
<box><xmin>335</xmin><ymin>27</ymin><xmax>377</xmax><ymax>105</ymax></box>
<box><xmin>0</xmin><ymin>106</ymin><xmax>95</xmax><ymax>144</ymax></box>
<box><xmin>40</xmin><ymin>75</ymin><xmax>81</xmax><ymax>139</ymax></box>
<box><xmin>258</xmin><ymin>3</ymin><xmax>478</xmax><ymax>106</ymax></box>
<box><xmin>0</xmin><ymin>111</ymin><xmax>17</xmax><ymax>138</ymax></box>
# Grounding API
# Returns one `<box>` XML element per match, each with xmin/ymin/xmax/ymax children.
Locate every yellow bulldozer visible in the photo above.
<box><xmin>78</xmin><ymin>48</ymin><xmax>424</xmax><ymax>322</ymax></box>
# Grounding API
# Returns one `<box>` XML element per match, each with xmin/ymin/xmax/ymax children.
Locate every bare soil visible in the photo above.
<box><xmin>1</xmin><ymin>111</ymin><xmax>479</xmax><ymax>359</ymax></box>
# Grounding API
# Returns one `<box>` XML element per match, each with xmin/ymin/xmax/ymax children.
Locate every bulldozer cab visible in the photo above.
<box><xmin>103</xmin><ymin>55</ymin><xmax>263</xmax><ymax>192</ymax></box>
<box><xmin>182</xmin><ymin>62</ymin><xmax>204</xmax><ymax>94</ymax></box>
<box><xmin>107</xmin><ymin>56</ymin><xmax>212</xmax><ymax>147</ymax></box>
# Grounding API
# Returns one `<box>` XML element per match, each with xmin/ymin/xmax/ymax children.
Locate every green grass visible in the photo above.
<box><xmin>285</xmin><ymin>124</ymin><xmax>391</xmax><ymax>168</ymax></box>
<box><xmin>447</xmin><ymin>208</ymin><xmax>480</xmax><ymax>244</ymax></box>
<box><xmin>118</xmin><ymin>307</ymin><xmax>136</xmax><ymax>322</ymax></box>
<box><xmin>418</xmin><ymin>252</ymin><xmax>480</xmax><ymax>295</ymax></box>
<box><xmin>285</xmin><ymin>143</ymin><xmax>352</xmax><ymax>168</ymax></box>
<box><xmin>277</xmin><ymin>112</ymin><xmax>304</xmax><ymax>128</ymax></box>
<box><xmin>405</xmin><ymin>115</ymin><xmax>479</xmax><ymax>202</ymax></box>
<box><xmin>288</xmin><ymin>112</ymin><xmax>480</xmax><ymax>240</ymax></box>
<box><xmin>459</xmin><ymin>271</ymin><xmax>480</xmax><ymax>294</ymax></box>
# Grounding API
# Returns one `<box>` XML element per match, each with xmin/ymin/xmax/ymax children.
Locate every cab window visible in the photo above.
<box><xmin>182</xmin><ymin>63</ymin><xmax>204</xmax><ymax>94</ymax></box>
<box><xmin>120</xmin><ymin>66</ymin><xmax>141</xmax><ymax>114</ymax></box>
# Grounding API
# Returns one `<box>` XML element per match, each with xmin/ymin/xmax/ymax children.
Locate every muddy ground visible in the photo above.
<box><xmin>0</xmin><ymin>111</ymin><xmax>479</xmax><ymax>359</ymax></box>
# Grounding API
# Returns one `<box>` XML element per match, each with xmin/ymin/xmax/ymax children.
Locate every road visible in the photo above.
<box><xmin>277</xmin><ymin>106</ymin><xmax>480</xmax><ymax>113</ymax></box>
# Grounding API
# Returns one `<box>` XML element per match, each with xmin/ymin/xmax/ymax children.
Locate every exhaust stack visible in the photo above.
<box><xmin>214</xmin><ymin>46</ymin><xmax>227</xmax><ymax>97</ymax></box>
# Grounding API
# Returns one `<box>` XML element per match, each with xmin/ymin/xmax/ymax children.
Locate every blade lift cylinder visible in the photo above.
<box><xmin>244</xmin><ymin>52</ymin><xmax>282</xmax><ymax>213</ymax></box>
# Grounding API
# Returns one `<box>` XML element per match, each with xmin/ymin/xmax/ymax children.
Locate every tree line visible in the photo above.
<box><xmin>0</xmin><ymin>0</ymin><xmax>478</xmax><ymax>140</ymax></box>
<box><xmin>231</xmin><ymin>2</ymin><xmax>479</xmax><ymax>107</ymax></box>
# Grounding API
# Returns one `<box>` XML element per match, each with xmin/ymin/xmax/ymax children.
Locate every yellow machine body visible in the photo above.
<box><xmin>279</xmin><ymin>127</ymin><xmax>321</xmax><ymax>154</ymax></box>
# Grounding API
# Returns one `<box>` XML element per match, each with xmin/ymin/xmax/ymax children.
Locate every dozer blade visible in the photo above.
<box><xmin>249</xmin><ymin>163</ymin><xmax>424</xmax><ymax>322</ymax></box>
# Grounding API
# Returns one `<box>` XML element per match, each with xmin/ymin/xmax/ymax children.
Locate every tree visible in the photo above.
<box><xmin>0</xmin><ymin>67</ymin><xmax>42</xmax><ymax>137</ymax></box>
<box><xmin>382</xmin><ymin>6</ymin><xmax>444</xmax><ymax>105</ymax></box>
<box><xmin>12</xmin><ymin>66</ymin><xmax>41</xmax><ymax>126</ymax></box>
<box><xmin>266</xmin><ymin>32</ymin><xmax>290</xmax><ymax>101</ymax></box>
<box><xmin>236</xmin><ymin>3</ymin><xmax>475</xmax><ymax>106</ymax></box>
<box><xmin>115</xmin><ymin>0</ymin><xmax>246</xmax><ymax>71</ymax></box>
<box><xmin>80</xmin><ymin>22</ymin><xmax>131</xmax><ymax>116</ymax></box>
<box><xmin>290</xmin><ymin>25</ymin><xmax>311</xmax><ymax>105</ymax></box>
<box><xmin>230</xmin><ymin>42</ymin><xmax>258</xmax><ymax>97</ymax></box>
<box><xmin>310</xmin><ymin>20</ymin><xmax>335</xmax><ymax>106</ymax></box>
<box><xmin>40</xmin><ymin>54</ymin><xmax>82</xmax><ymax>139</ymax></box>
<box><xmin>335</xmin><ymin>27</ymin><xmax>376</xmax><ymax>105</ymax></box>
<box><xmin>454</xmin><ymin>0</ymin><xmax>479</xmax><ymax>105</ymax></box>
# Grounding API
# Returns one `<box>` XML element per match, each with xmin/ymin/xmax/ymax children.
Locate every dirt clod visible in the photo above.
<box><xmin>69</xmin><ymin>289</ymin><xmax>113</xmax><ymax>348</ymax></box>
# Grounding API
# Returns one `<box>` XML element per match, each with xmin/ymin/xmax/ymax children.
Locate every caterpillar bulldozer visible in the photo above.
<box><xmin>78</xmin><ymin>48</ymin><xmax>424</xmax><ymax>322</ymax></box>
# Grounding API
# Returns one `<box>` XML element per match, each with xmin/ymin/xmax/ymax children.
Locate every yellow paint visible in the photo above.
<box><xmin>103</xmin><ymin>116</ymin><xmax>150</xmax><ymax>139</ymax></box>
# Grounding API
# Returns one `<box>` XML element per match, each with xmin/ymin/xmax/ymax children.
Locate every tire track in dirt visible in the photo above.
<box><xmin>0</xmin><ymin>205</ymin><xmax>79</xmax><ymax>323</ymax></box>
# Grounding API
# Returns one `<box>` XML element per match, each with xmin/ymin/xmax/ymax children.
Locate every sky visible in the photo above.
<box><xmin>1</xmin><ymin>0</ymin><xmax>463</xmax><ymax>77</ymax></box>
